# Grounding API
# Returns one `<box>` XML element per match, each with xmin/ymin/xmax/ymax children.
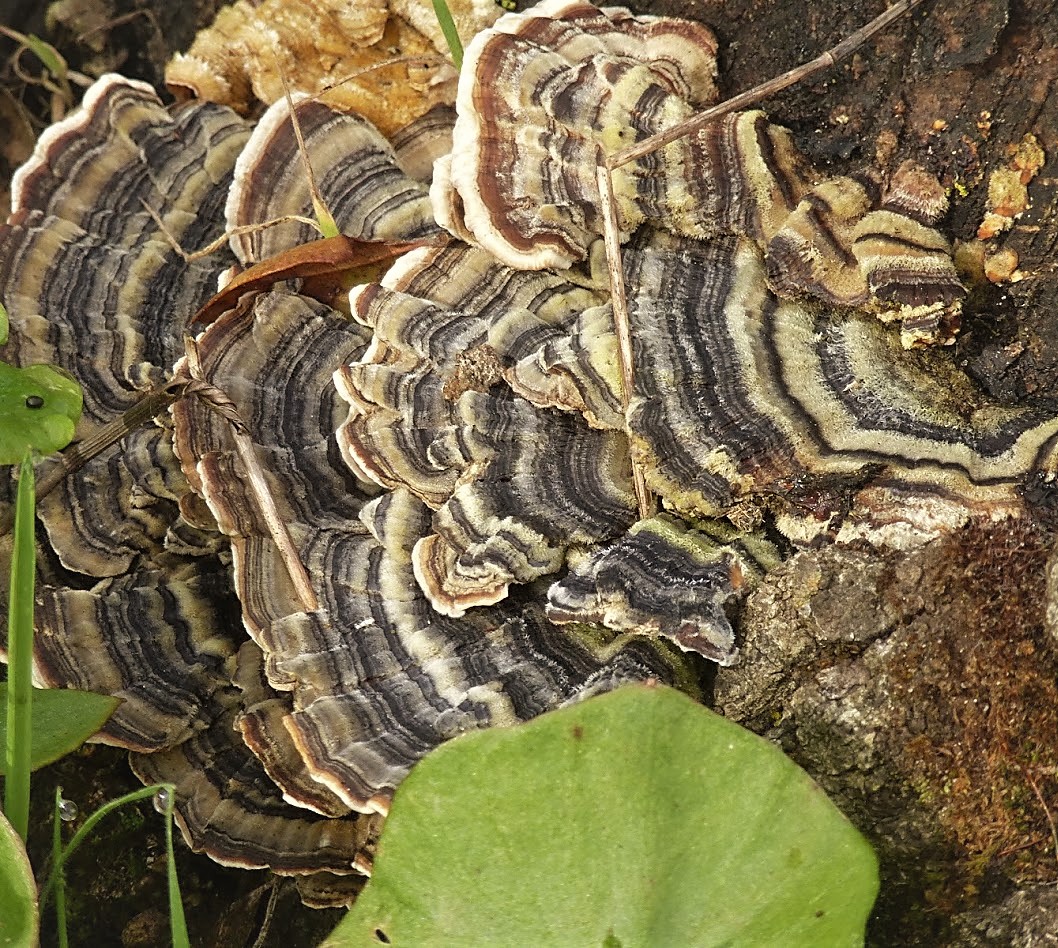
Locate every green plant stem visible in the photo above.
<box><xmin>431</xmin><ymin>0</ymin><xmax>463</xmax><ymax>69</ymax></box>
<box><xmin>52</xmin><ymin>787</ymin><xmax>68</xmax><ymax>948</ymax></box>
<box><xmin>39</xmin><ymin>784</ymin><xmax>174</xmax><ymax>908</ymax></box>
<box><xmin>163</xmin><ymin>790</ymin><xmax>190</xmax><ymax>948</ymax></box>
<box><xmin>4</xmin><ymin>455</ymin><xmax>36</xmax><ymax>842</ymax></box>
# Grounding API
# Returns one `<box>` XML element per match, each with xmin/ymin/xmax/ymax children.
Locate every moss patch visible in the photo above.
<box><xmin>890</xmin><ymin>521</ymin><xmax>1058</xmax><ymax>907</ymax></box>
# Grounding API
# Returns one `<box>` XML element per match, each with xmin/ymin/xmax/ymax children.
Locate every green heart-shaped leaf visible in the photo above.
<box><xmin>0</xmin><ymin>361</ymin><xmax>83</xmax><ymax>462</ymax></box>
<box><xmin>328</xmin><ymin>684</ymin><xmax>878</xmax><ymax>947</ymax></box>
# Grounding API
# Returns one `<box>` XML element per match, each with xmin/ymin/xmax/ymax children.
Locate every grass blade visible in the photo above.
<box><xmin>161</xmin><ymin>788</ymin><xmax>190</xmax><ymax>948</ymax></box>
<box><xmin>52</xmin><ymin>787</ymin><xmax>68</xmax><ymax>948</ymax></box>
<box><xmin>40</xmin><ymin>785</ymin><xmax>159</xmax><ymax>907</ymax></box>
<box><xmin>40</xmin><ymin>783</ymin><xmax>187</xmax><ymax>946</ymax></box>
<box><xmin>3</xmin><ymin>456</ymin><xmax>36</xmax><ymax>842</ymax></box>
<box><xmin>431</xmin><ymin>0</ymin><xmax>463</xmax><ymax>69</ymax></box>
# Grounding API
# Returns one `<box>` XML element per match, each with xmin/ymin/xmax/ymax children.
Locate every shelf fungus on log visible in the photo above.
<box><xmin>546</xmin><ymin>514</ymin><xmax>782</xmax><ymax>666</ymax></box>
<box><xmin>130</xmin><ymin>699</ymin><xmax>384</xmax><ymax>876</ymax></box>
<box><xmin>507</xmin><ymin>227</ymin><xmax>1058</xmax><ymax>548</ymax></box>
<box><xmin>6</xmin><ymin>0</ymin><xmax>1058</xmax><ymax>906</ymax></box>
<box><xmin>0</xmin><ymin>63</ymin><xmax>688</xmax><ymax>881</ymax></box>
<box><xmin>2</xmin><ymin>75</ymin><xmax>250</xmax><ymax>423</ymax></box>
<box><xmin>271</xmin><ymin>489</ymin><xmax>684</xmax><ymax>812</ymax></box>
<box><xmin>226</xmin><ymin>95</ymin><xmax>445</xmax><ymax>265</ymax></box>
<box><xmin>177</xmin><ymin>286</ymin><xmax>686</xmax><ymax>812</ymax></box>
<box><xmin>437</xmin><ymin>0</ymin><xmax>963</xmax><ymax>346</ymax></box>
<box><xmin>337</xmin><ymin>243</ymin><xmax>636</xmax><ymax>615</ymax></box>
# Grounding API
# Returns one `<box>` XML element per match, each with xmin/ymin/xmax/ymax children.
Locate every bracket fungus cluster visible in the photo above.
<box><xmin>435</xmin><ymin>0</ymin><xmax>963</xmax><ymax>346</ymax></box>
<box><xmin>2</xmin><ymin>0</ymin><xmax>1057</xmax><ymax>902</ymax></box>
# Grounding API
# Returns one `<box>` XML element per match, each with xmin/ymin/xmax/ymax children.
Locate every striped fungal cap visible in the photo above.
<box><xmin>438</xmin><ymin>0</ymin><xmax>963</xmax><ymax>346</ymax></box>
<box><xmin>225</xmin><ymin>95</ymin><xmax>449</xmax><ymax>265</ymax></box>
<box><xmin>1</xmin><ymin>0</ymin><xmax>1054</xmax><ymax>903</ymax></box>
<box><xmin>0</xmin><ymin>71</ymin><xmax>687</xmax><ymax>888</ymax></box>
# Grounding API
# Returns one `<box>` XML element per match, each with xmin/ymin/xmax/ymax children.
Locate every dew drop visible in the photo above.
<box><xmin>153</xmin><ymin>787</ymin><xmax>172</xmax><ymax>813</ymax></box>
<box><xmin>24</xmin><ymin>394</ymin><xmax>44</xmax><ymax>409</ymax></box>
<box><xmin>58</xmin><ymin>799</ymin><xmax>78</xmax><ymax>822</ymax></box>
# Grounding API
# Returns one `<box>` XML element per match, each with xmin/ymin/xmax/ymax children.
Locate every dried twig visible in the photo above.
<box><xmin>273</xmin><ymin>46</ymin><xmax>339</xmax><ymax>238</ymax></box>
<box><xmin>0</xmin><ymin>383</ymin><xmax>185</xmax><ymax>535</ymax></box>
<box><xmin>609</xmin><ymin>0</ymin><xmax>930</xmax><ymax>170</ymax></box>
<box><xmin>1012</xmin><ymin>756</ymin><xmax>1058</xmax><ymax>872</ymax></box>
<box><xmin>3</xmin><ymin>341</ymin><xmax>320</xmax><ymax>616</ymax></box>
<box><xmin>141</xmin><ymin>199</ymin><xmax>324</xmax><ymax>263</ymax></box>
<box><xmin>248</xmin><ymin>878</ymin><xmax>282</xmax><ymax>948</ymax></box>
<box><xmin>596</xmin><ymin>164</ymin><xmax>654</xmax><ymax>520</ymax></box>
<box><xmin>183</xmin><ymin>336</ymin><xmax>319</xmax><ymax>612</ymax></box>
<box><xmin>291</xmin><ymin>55</ymin><xmax>449</xmax><ymax>101</ymax></box>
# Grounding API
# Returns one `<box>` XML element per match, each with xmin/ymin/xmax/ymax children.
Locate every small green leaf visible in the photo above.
<box><xmin>312</xmin><ymin>195</ymin><xmax>341</xmax><ymax>240</ymax></box>
<box><xmin>0</xmin><ymin>302</ymin><xmax>8</xmax><ymax>345</ymax></box>
<box><xmin>23</xmin><ymin>34</ymin><xmax>67</xmax><ymax>79</ymax></box>
<box><xmin>0</xmin><ymin>687</ymin><xmax>121</xmax><ymax>774</ymax></box>
<box><xmin>0</xmin><ymin>362</ymin><xmax>83</xmax><ymax>462</ymax></box>
<box><xmin>0</xmin><ymin>809</ymin><xmax>38</xmax><ymax>947</ymax></box>
<box><xmin>327</xmin><ymin>685</ymin><xmax>878</xmax><ymax>947</ymax></box>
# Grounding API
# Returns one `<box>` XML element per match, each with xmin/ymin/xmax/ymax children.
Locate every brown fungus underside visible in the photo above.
<box><xmin>2</xmin><ymin>0</ymin><xmax>1058</xmax><ymax>908</ymax></box>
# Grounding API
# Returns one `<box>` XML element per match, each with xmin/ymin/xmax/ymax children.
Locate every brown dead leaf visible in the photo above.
<box><xmin>190</xmin><ymin>234</ymin><xmax>443</xmax><ymax>326</ymax></box>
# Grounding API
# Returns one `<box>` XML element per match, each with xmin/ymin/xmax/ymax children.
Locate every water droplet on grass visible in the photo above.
<box><xmin>58</xmin><ymin>798</ymin><xmax>78</xmax><ymax>822</ymax></box>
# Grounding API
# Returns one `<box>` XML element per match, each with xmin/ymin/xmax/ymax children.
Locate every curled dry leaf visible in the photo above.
<box><xmin>191</xmin><ymin>234</ymin><xmax>440</xmax><ymax>327</ymax></box>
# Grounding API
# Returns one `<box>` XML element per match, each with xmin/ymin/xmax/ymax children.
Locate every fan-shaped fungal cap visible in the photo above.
<box><xmin>411</xmin><ymin>418</ymin><xmax>636</xmax><ymax>615</ymax></box>
<box><xmin>439</xmin><ymin>0</ymin><xmax>720</xmax><ymax>269</ymax></box>
<box><xmin>547</xmin><ymin>514</ymin><xmax>781</xmax><ymax>664</ymax></box>
<box><xmin>226</xmin><ymin>95</ymin><xmax>444</xmax><ymax>265</ymax></box>
<box><xmin>631</xmin><ymin>229</ymin><xmax>1058</xmax><ymax>530</ymax></box>
<box><xmin>131</xmin><ymin>700</ymin><xmax>384</xmax><ymax>875</ymax></box>
<box><xmin>882</xmin><ymin>160</ymin><xmax>950</xmax><ymax>225</ymax></box>
<box><xmin>336</xmin><ymin>241</ymin><xmax>607</xmax><ymax>508</ymax></box>
<box><xmin>2</xmin><ymin>76</ymin><xmax>249</xmax><ymax>421</ymax></box>
<box><xmin>233</xmin><ymin>642</ymin><xmax>353</xmax><ymax>818</ymax></box>
<box><xmin>504</xmin><ymin>227</ymin><xmax>1058</xmax><ymax>543</ymax></box>
<box><xmin>440</xmin><ymin>2</ymin><xmax>962</xmax><ymax>340</ymax></box>
<box><xmin>171</xmin><ymin>289</ymin><xmax>375</xmax><ymax>631</ymax></box>
<box><xmin>32</xmin><ymin>562</ymin><xmax>242</xmax><ymax>751</ymax></box>
<box><xmin>176</xmin><ymin>284</ymin><xmax>683</xmax><ymax>814</ymax></box>
<box><xmin>337</xmin><ymin>242</ymin><xmax>641</xmax><ymax>615</ymax></box>
<box><xmin>267</xmin><ymin>490</ymin><xmax>685</xmax><ymax>812</ymax></box>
